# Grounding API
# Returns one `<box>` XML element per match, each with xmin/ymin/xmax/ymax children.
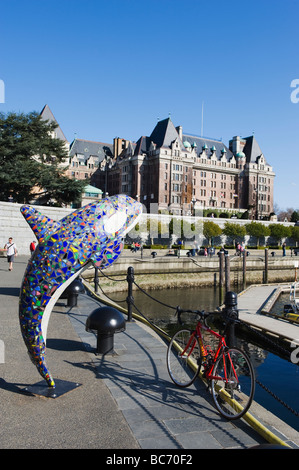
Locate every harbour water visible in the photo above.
<box><xmin>110</xmin><ymin>285</ymin><xmax>299</xmax><ymax>432</ymax></box>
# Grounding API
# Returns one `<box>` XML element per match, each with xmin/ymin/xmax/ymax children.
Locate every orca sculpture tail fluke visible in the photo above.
<box><xmin>20</xmin><ymin>321</ymin><xmax>56</xmax><ymax>387</ymax></box>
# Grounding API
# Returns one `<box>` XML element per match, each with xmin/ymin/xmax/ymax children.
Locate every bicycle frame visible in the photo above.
<box><xmin>168</xmin><ymin>302</ymin><xmax>255</xmax><ymax>419</ymax></box>
<box><xmin>184</xmin><ymin>319</ymin><xmax>238</xmax><ymax>384</ymax></box>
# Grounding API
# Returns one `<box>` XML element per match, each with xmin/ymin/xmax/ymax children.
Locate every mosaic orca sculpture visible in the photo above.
<box><xmin>19</xmin><ymin>195</ymin><xmax>142</xmax><ymax>388</ymax></box>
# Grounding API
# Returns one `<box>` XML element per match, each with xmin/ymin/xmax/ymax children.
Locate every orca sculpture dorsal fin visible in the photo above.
<box><xmin>20</xmin><ymin>205</ymin><xmax>61</xmax><ymax>243</ymax></box>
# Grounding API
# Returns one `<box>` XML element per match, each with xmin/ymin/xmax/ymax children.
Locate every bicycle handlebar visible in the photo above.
<box><xmin>176</xmin><ymin>307</ymin><xmax>211</xmax><ymax>326</ymax></box>
<box><xmin>176</xmin><ymin>305</ymin><xmax>239</xmax><ymax>326</ymax></box>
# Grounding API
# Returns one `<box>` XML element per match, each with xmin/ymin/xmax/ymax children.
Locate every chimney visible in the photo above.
<box><xmin>176</xmin><ymin>126</ymin><xmax>183</xmax><ymax>140</ymax></box>
<box><xmin>229</xmin><ymin>136</ymin><xmax>241</xmax><ymax>154</ymax></box>
<box><xmin>113</xmin><ymin>137</ymin><xmax>129</xmax><ymax>158</ymax></box>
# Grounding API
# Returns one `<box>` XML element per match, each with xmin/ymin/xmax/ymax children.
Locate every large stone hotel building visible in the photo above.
<box><xmin>42</xmin><ymin>106</ymin><xmax>275</xmax><ymax>219</ymax></box>
<box><xmin>106</xmin><ymin>118</ymin><xmax>275</xmax><ymax>219</ymax></box>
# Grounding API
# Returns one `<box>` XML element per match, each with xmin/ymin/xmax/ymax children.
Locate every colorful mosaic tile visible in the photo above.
<box><xmin>19</xmin><ymin>195</ymin><xmax>142</xmax><ymax>388</ymax></box>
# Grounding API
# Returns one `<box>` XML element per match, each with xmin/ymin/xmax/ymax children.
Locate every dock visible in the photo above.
<box><xmin>237</xmin><ymin>284</ymin><xmax>299</xmax><ymax>344</ymax></box>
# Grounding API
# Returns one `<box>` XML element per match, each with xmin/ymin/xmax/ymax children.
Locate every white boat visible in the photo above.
<box><xmin>283</xmin><ymin>281</ymin><xmax>299</xmax><ymax>320</ymax></box>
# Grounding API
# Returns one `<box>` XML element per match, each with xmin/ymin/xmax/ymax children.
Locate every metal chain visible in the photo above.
<box><xmin>255</xmin><ymin>378</ymin><xmax>299</xmax><ymax>417</ymax></box>
<box><xmin>99</xmin><ymin>269</ymin><xmax>127</xmax><ymax>282</ymax></box>
<box><xmin>92</xmin><ymin>268</ymin><xmax>299</xmax><ymax>419</ymax></box>
<box><xmin>133</xmin><ymin>280</ymin><xmax>178</xmax><ymax>310</ymax></box>
<box><xmin>95</xmin><ymin>281</ymin><xmax>127</xmax><ymax>303</ymax></box>
<box><xmin>131</xmin><ymin>301</ymin><xmax>171</xmax><ymax>339</ymax></box>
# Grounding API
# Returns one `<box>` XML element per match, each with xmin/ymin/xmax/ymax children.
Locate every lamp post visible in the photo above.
<box><xmin>104</xmin><ymin>154</ymin><xmax>112</xmax><ymax>195</ymax></box>
<box><xmin>191</xmin><ymin>197</ymin><xmax>196</xmax><ymax>216</ymax></box>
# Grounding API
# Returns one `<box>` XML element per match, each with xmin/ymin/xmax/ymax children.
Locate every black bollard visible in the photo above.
<box><xmin>126</xmin><ymin>266</ymin><xmax>134</xmax><ymax>322</ymax></box>
<box><xmin>60</xmin><ymin>279</ymin><xmax>85</xmax><ymax>307</ymax></box>
<box><xmin>86</xmin><ymin>306</ymin><xmax>126</xmax><ymax>355</ymax></box>
<box><xmin>224</xmin><ymin>291</ymin><xmax>238</xmax><ymax>348</ymax></box>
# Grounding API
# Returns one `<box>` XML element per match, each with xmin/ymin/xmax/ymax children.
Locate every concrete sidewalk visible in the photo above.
<box><xmin>0</xmin><ymin>256</ymin><xmax>297</xmax><ymax>449</ymax></box>
<box><xmin>0</xmin><ymin>256</ymin><xmax>138</xmax><ymax>449</ymax></box>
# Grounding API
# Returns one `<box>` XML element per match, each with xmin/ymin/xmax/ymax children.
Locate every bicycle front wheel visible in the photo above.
<box><xmin>167</xmin><ymin>329</ymin><xmax>202</xmax><ymax>387</ymax></box>
<box><xmin>211</xmin><ymin>347</ymin><xmax>255</xmax><ymax>420</ymax></box>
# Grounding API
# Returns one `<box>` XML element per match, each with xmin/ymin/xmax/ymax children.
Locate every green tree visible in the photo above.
<box><xmin>291</xmin><ymin>211</ymin><xmax>299</xmax><ymax>223</ymax></box>
<box><xmin>291</xmin><ymin>226</ymin><xmax>299</xmax><ymax>246</ymax></box>
<box><xmin>203</xmin><ymin>221</ymin><xmax>222</xmax><ymax>245</ymax></box>
<box><xmin>268</xmin><ymin>224</ymin><xmax>292</xmax><ymax>245</ymax></box>
<box><xmin>0</xmin><ymin>111</ymin><xmax>85</xmax><ymax>205</ymax></box>
<box><xmin>245</xmin><ymin>221</ymin><xmax>270</xmax><ymax>246</ymax></box>
<box><xmin>222</xmin><ymin>222</ymin><xmax>246</xmax><ymax>245</ymax></box>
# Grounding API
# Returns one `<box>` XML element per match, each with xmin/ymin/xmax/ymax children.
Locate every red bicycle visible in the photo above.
<box><xmin>166</xmin><ymin>302</ymin><xmax>255</xmax><ymax>420</ymax></box>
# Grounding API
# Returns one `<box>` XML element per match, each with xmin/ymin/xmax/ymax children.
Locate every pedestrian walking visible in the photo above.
<box><xmin>4</xmin><ymin>237</ymin><xmax>18</xmax><ymax>271</ymax></box>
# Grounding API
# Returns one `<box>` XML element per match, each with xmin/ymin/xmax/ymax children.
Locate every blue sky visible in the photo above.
<box><xmin>1</xmin><ymin>0</ymin><xmax>299</xmax><ymax>210</ymax></box>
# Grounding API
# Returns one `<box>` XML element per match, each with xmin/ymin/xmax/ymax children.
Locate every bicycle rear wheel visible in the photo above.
<box><xmin>167</xmin><ymin>329</ymin><xmax>202</xmax><ymax>387</ymax></box>
<box><xmin>210</xmin><ymin>347</ymin><xmax>255</xmax><ymax>420</ymax></box>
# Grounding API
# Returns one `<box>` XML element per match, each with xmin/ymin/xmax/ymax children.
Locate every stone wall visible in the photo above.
<box><xmin>83</xmin><ymin>252</ymin><xmax>298</xmax><ymax>291</ymax></box>
<box><xmin>0</xmin><ymin>202</ymin><xmax>72</xmax><ymax>255</ymax></box>
<box><xmin>0</xmin><ymin>200</ymin><xmax>295</xmax><ymax>255</ymax></box>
